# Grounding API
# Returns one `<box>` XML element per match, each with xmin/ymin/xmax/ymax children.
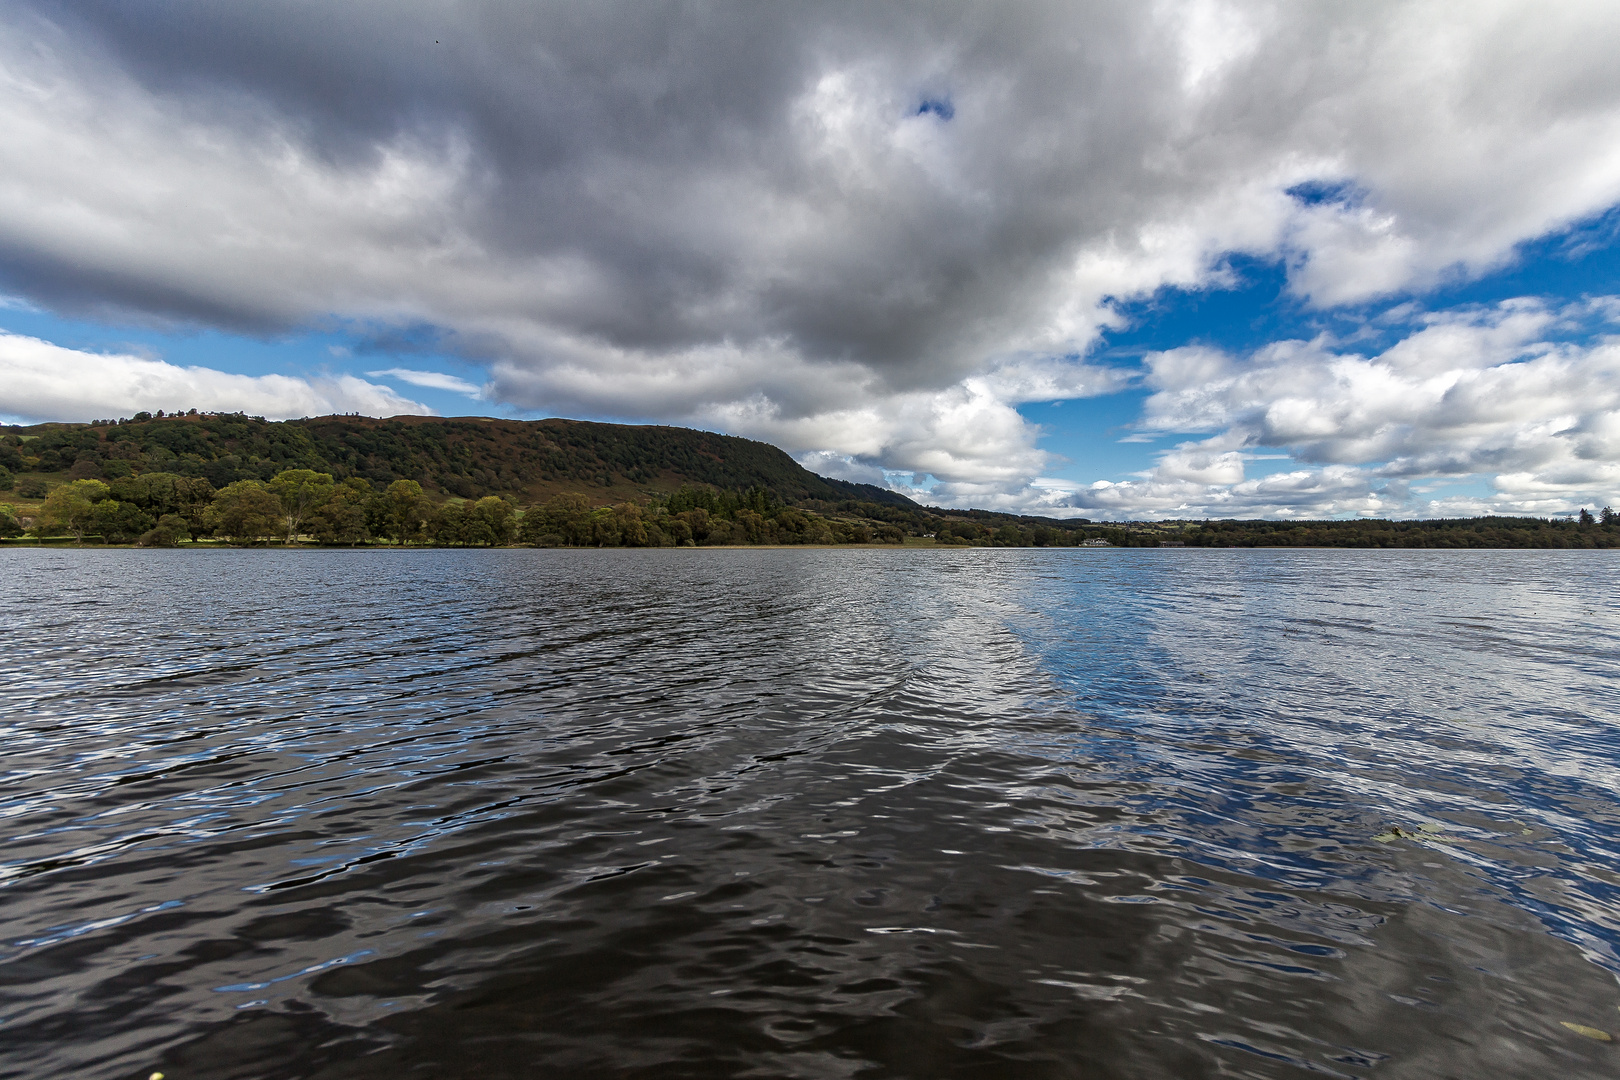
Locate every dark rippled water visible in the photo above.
<box><xmin>5</xmin><ymin>548</ymin><xmax>1620</xmax><ymax>1079</ymax></box>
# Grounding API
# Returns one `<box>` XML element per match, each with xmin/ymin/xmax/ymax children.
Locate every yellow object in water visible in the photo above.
<box><xmin>1560</xmin><ymin>1022</ymin><xmax>1612</xmax><ymax>1041</ymax></box>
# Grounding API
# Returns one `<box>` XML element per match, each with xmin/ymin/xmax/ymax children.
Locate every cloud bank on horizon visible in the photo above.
<box><xmin>3</xmin><ymin>1</ymin><xmax>1620</xmax><ymax>518</ymax></box>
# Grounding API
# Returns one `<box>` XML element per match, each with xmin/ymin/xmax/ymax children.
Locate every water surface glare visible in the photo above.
<box><xmin>4</xmin><ymin>547</ymin><xmax>1620</xmax><ymax>1079</ymax></box>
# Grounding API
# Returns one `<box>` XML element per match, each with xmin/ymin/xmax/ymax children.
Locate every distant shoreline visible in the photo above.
<box><xmin>5</xmin><ymin>539</ymin><xmax>1617</xmax><ymax>552</ymax></box>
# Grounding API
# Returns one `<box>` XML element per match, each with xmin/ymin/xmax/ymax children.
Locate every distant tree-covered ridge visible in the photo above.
<box><xmin>0</xmin><ymin>411</ymin><xmax>916</xmax><ymax>507</ymax></box>
<box><xmin>3</xmin><ymin>412</ymin><xmax>1618</xmax><ymax>548</ymax></box>
<box><xmin>0</xmin><ymin>412</ymin><xmax>1102</xmax><ymax>547</ymax></box>
<box><xmin>1180</xmin><ymin>514</ymin><xmax>1620</xmax><ymax>548</ymax></box>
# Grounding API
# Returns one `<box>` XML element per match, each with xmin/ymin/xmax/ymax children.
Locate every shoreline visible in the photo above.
<box><xmin>5</xmin><ymin>540</ymin><xmax>1616</xmax><ymax>552</ymax></box>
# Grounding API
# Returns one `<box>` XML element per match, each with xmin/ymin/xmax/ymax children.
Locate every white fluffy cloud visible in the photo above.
<box><xmin>1032</xmin><ymin>300</ymin><xmax>1620</xmax><ymax>518</ymax></box>
<box><xmin>366</xmin><ymin>368</ymin><xmax>485</xmax><ymax>397</ymax></box>
<box><xmin>3</xmin><ymin>3</ymin><xmax>1620</xmax><ymax>512</ymax></box>
<box><xmin>0</xmin><ymin>332</ymin><xmax>430</xmax><ymax>423</ymax></box>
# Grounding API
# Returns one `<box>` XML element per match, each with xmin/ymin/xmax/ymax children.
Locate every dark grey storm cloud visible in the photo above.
<box><xmin>23</xmin><ymin>1</ymin><xmax>1176</xmax><ymax>378</ymax></box>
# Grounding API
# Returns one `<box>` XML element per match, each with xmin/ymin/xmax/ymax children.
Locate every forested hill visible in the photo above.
<box><xmin>12</xmin><ymin>413</ymin><xmax>1618</xmax><ymax>550</ymax></box>
<box><xmin>2</xmin><ymin>412</ymin><xmax>919</xmax><ymax>508</ymax></box>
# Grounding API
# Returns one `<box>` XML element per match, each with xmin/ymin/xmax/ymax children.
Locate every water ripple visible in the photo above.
<box><xmin>2</xmin><ymin>547</ymin><xmax>1619</xmax><ymax>1079</ymax></box>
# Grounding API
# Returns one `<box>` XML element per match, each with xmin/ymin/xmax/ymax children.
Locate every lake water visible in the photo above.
<box><xmin>4</xmin><ymin>547</ymin><xmax>1620</xmax><ymax>1079</ymax></box>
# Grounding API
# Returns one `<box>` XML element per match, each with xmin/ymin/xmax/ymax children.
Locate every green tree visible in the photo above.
<box><xmin>139</xmin><ymin>513</ymin><xmax>192</xmax><ymax>547</ymax></box>
<box><xmin>936</xmin><ymin>521</ymin><xmax>982</xmax><ymax>545</ymax></box>
<box><xmin>383</xmin><ymin>479</ymin><xmax>429</xmax><ymax>544</ymax></box>
<box><xmin>309</xmin><ymin>480</ymin><xmax>371</xmax><ymax>544</ymax></box>
<box><xmin>586</xmin><ymin>506</ymin><xmax>621</xmax><ymax>547</ymax></box>
<box><xmin>773</xmin><ymin>509</ymin><xmax>809</xmax><ymax>542</ymax></box>
<box><xmin>837</xmin><ymin>521</ymin><xmax>873</xmax><ymax>544</ymax></box>
<box><xmin>37</xmin><ymin>479</ymin><xmax>109</xmax><ymax>542</ymax></box>
<box><xmin>612</xmin><ymin>503</ymin><xmax>647</xmax><ymax>546</ymax></box>
<box><xmin>733</xmin><ymin>509</ymin><xmax>766</xmax><ymax>543</ymax></box>
<box><xmin>0</xmin><ymin>504</ymin><xmax>21</xmax><ymax>538</ymax></box>
<box><xmin>676</xmin><ymin>508</ymin><xmax>710</xmax><ymax>543</ymax></box>
<box><xmin>524</xmin><ymin>492</ymin><xmax>593</xmax><ymax>545</ymax></box>
<box><xmin>471</xmin><ymin>496</ymin><xmax>516</xmax><ymax>545</ymax></box>
<box><xmin>0</xmin><ymin>466</ymin><xmax>13</xmax><ymax>491</ymax></box>
<box><xmin>268</xmin><ymin>469</ymin><xmax>336</xmax><ymax>543</ymax></box>
<box><xmin>204</xmin><ymin>480</ymin><xmax>282</xmax><ymax>542</ymax></box>
<box><xmin>107</xmin><ymin>472</ymin><xmax>217</xmax><ymax>531</ymax></box>
<box><xmin>431</xmin><ymin>499</ymin><xmax>471</xmax><ymax>545</ymax></box>
<box><xmin>110</xmin><ymin>473</ymin><xmax>161</xmax><ymax>509</ymax></box>
<box><xmin>92</xmin><ymin>499</ymin><xmax>153</xmax><ymax>543</ymax></box>
<box><xmin>173</xmin><ymin>476</ymin><xmax>218</xmax><ymax>534</ymax></box>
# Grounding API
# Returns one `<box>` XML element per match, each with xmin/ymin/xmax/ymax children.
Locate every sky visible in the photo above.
<box><xmin>3</xmin><ymin>2</ymin><xmax>1620</xmax><ymax>520</ymax></box>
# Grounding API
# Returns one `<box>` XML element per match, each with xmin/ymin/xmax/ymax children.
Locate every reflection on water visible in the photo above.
<box><xmin>2</xmin><ymin>547</ymin><xmax>1619</xmax><ymax>1079</ymax></box>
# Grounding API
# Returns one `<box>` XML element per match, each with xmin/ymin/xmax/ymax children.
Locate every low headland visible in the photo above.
<box><xmin>2</xmin><ymin>412</ymin><xmax>1617</xmax><ymax>549</ymax></box>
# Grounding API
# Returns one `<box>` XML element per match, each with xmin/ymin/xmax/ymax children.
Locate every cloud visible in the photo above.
<box><xmin>366</xmin><ymin>367</ymin><xmax>485</xmax><ymax>396</ymax></box>
<box><xmin>1062</xmin><ymin>465</ymin><xmax>1404</xmax><ymax>520</ymax></box>
<box><xmin>1135</xmin><ymin>301</ymin><xmax>1613</xmax><ymax>472</ymax></box>
<box><xmin>3</xmin><ymin>3</ymin><xmax>1620</xmax><ymax>504</ymax></box>
<box><xmin>795</xmin><ymin>451</ymin><xmax>888</xmax><ymax>487</ymax></box>
<box><xmin>1020</xmin><ymin>299</ymin><xmax>1620</xmax><ymax>518</ymax></box>
<box><xmin>0</xmin><ymin>331</ymin><xmax>431</xmax><ymax>423</ymax></box>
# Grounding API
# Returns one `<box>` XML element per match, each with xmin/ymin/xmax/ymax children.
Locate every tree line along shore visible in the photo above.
<box><xmin>2</xmin><ymin>470</ymin><xmax>1101</xmax><ymax>548</ymax></box>
<box><xmin>2</xmin><ymin>413</ymin><xmax>1619</xmax><ymax>549</ymax></box>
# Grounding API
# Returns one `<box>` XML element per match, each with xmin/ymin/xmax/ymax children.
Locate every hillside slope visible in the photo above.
<box><xmin>0</xmin><ymin>412</ymin><xmax>920</xmax><ymax>509</ymax></box>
